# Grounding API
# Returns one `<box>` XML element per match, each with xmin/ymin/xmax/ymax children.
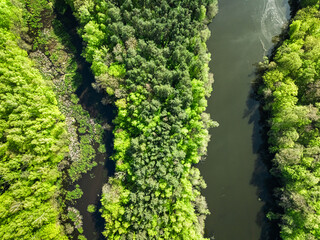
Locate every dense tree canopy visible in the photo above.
<box><xmin>8</xmin><ymin>0</ymin><xmax>320</xmax><ymax>239</ymax></box>
<box><xmin>67</xmin><ymin>0</ymin><xmax>218</xmax><ymax>239</ymax></box>
<box><xmin>0</xmin><ymin>0</ymin><xmax>68</xmax><ymax>238</ymax></box>
<box><xmin>260</xmin><ymin>1</ymin><xmax>320</xmax><ymax>239</ymax></box>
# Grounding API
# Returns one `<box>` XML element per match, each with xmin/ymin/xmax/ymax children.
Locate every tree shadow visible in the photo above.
<box><xmin>242</xmin><ymin>1</ymin><xmax>297</xmax><ymax>237</ymax></box>
<box><xmin>243</xmin><ymin>83</ymin><xmax>281</xmax><ymax>240</ymax></box>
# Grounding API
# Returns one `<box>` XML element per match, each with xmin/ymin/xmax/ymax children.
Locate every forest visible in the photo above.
<box><xmin>65</xmin><ymin>0</ymin><xmax>218</xmax><ymax>239</ymax></box>
<box><xmin>259</xmin><ymin>0</ymin><xmax>320</xmax><ymax>239</ymax></box>
<box><xmin>0</xmin><ymin>0</ymin><xmax>68</xmax><ymax>238</ymax></box>
<box><xmin>0</xmin><ymin>0</ymin><xmax>218</xmax><ymax>239</ymax></box>
<box><xmin>2</xmin><ymin>0</ymin><xmax>320</xmax><ymax>239</ymax></box>
<box><xmin>0</xmin><ymin>0</ymin><xmax>107</xmax><ymax>238</ymax></box>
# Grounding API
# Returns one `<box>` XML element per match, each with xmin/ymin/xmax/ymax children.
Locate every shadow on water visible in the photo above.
<box><xmin>246</xmin><ymin>2</ymin><xmax>295</xmax><ymax>239</ymax></box>
<box><xmin>53</xmin><ymin>2</ymin><xmax>116</xmax><ymax>239</ymax></box>
<box><xmin>243</xmin><ymin>83</ymin><xmax>281</xmax><ymax>240</ymax></box>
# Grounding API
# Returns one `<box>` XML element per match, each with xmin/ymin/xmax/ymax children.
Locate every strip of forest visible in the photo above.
<box><xmin>66</xmin><ymin>0</ymin><xmax>218</xmax><ymax>239</ymax></box>
<box><xmin>259</xmin><ymin>0</ymin><xmax>320</xmax><ymax>239</ymax></box>
<box><xmin>0</xmin><ymin>0</ymin><xmax>109</xmax><ymax>238</ymax></box>
<box><xmin>0</xmin><ymin>0</ymin><xmax>68</xmax><ymax>238</ymax></box>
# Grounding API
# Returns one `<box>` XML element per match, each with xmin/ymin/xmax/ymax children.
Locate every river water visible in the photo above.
<box><xmin>199</xmin><ymin>0</ymin><xmax>290</xmax><ymax>239</ymax></box>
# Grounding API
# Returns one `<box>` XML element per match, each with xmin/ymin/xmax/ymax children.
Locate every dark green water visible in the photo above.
<box><xmin>199</xmin><ymin>0</ymin><xmax>290</xmax><ymax>239</ymax></box>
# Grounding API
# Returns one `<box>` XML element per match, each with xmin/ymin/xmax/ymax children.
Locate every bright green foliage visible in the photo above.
<box><xmin>68</xmin><ymin>0</ymin><xmax>218</xmax><ymax>239</ymax></box>
<box><xmin>87</xmin><ymin>204</ymin><xmax>96</xmax><ymax>213</ymax></box>
<box><xmin>0</xmin><ymin>0</ymin><xmax>68</xmax><ymax>238</ymax></box>
<box><xmin>260</xmin><ymin>1</ymin><xmax>320</xmax><ymax>239</ymax></box>
<box><xmin>66</xmin><ymin>185</ymin><xmax>83</xmax><ymax>201</ymax></box>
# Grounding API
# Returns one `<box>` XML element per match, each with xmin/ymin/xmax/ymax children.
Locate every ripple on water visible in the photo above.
<box><xmin>260</xmin><ymin>0</ymin><xmax>290</xmax><ymax>54</ymax></box>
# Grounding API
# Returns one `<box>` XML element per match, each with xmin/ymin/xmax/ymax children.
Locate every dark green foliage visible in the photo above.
<box><xmin>300</xmin><ymin>0</ymin><xmax>319</xmax><ymax>7</ymax></box>
<box><xmin>68</xmin><ymin>0</ymin><xmax>218</xmax><ymax>239</ymax></box>
<box><xmin>260</xmin><ymin>2</ymin><xmax>320</xmax><ymax>239</ymax></box>
<box><xmin>0</xmin><ymin>0</ymin><xmax>68</xmax><ymax>238</ymax></box>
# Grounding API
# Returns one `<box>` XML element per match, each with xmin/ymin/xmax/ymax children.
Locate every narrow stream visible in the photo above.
<box><xmin>54</xmin><ymin>6</ymin><xmax>115</xmax><ymax>239</ymax></box>
<box><xmin>199</xmin><ymin>0</ymin><xmax>290</xmax><ymax>239</ymax></box>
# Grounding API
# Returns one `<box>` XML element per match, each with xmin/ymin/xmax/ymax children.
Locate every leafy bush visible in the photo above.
<box><xmin>87</xmin><ymin>204</ymin><xmax>96</xmax><ymax>213</ymax></box>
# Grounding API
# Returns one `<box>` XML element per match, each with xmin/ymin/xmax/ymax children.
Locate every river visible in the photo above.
<box><xmin>199</xmin><ymin>0</ymin><xmax>290</xmax><ymax>239</ymax></box>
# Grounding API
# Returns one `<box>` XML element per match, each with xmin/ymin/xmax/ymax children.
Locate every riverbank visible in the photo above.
<box><xmin>258</xmin><ymin>1</ymin><xmax>320</xmax><ymax>239</ymax></box>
